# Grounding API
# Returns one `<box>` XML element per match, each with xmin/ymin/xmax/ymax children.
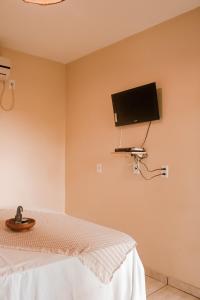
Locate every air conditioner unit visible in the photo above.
<box><xmin>0</xmin><ymin>57</ymin><xmax>11</xmax><ymax>81</ymax></box>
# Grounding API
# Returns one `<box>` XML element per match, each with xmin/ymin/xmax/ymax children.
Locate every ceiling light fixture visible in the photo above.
<box><xmin>23</xmin><ymin>0</ymin><xmax>65</xmax><ymax>5</ymax></box>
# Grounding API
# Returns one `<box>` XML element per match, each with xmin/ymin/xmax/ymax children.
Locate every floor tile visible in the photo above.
<box><xmin>146</xmin><ymin>276</ymin><xmax>166</xmax><ymax>296</ymax></box>
<box><xmin>148</xmin><ymin>286</ymin><xmax>199</xmax><ymax>300</ymax></box>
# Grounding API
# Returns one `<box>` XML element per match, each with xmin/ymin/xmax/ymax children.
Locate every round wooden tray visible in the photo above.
<box><xmin>6</xmin><ymin>218</ymin><xmax>36</xmax><ymax>232</ymax></box>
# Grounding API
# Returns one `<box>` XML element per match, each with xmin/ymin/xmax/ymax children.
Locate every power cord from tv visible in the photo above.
<box><xmin>118</xmin><ymin>120</ymin><xmax>151</xmax><ymax>149</ymax></box>
<box><xmin>141</xmin><ymin>121</ymin><xmax>151</xmax><ymax>148</ymax></box>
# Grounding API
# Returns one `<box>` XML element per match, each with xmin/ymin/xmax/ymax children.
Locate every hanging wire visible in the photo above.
<box><xmin>141</xmin><ymin>121</ymin><xmax>151</xmax><ymax>148</ymax></box>
<box><xmin>139</xmin><ymin>158</ymin><xmax>164</xmax><ymax>173</ymax></box>
<box><xmin>118</xmin><ymin>127</ymin><xmax>123</xmax><ymax>148</ymax></box>
<box><xmin>0</xmin><ymin>80</ymin><xmax>15</xmax><ymax>111</ymax></box>
<box><xmin>132</xmin><ymin>154</ymin><xmax>163</xmax><ymax>180</ymax></box>
<box><xmin>138</xmin><ymin>167</ymin><xmax>163</xmax><ymax>180</ymax></box>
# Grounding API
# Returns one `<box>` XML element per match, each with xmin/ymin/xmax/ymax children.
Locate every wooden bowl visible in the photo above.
<box><xmin>5</xmin><ymin>218</ymin><xmax>36</xmax><ymax>232</ymax></box>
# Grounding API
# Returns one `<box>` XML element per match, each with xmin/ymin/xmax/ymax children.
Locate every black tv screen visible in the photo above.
<box><xmin>111</xmin><ymin>82</ymin><xmax>160</xmax><ymax>126</ymax></box>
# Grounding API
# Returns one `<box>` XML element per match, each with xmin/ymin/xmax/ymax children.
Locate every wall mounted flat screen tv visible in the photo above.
<box><xmin>111</xmin><ymin>82</ymin><xmax>160</xmax><ymax>126</ymax></box>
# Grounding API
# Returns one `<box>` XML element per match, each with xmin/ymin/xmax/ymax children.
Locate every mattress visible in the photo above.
<box><xmin>0</xmin><ymin>246</ymin><xmax>146</xmax><ymax>300</ymax></box>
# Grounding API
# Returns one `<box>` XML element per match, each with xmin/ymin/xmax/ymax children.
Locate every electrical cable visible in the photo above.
<box><xmin>139</xmin><ymin>159</ymin><xmax>164</xmax><ymax>173</ymax></box>
<box><xmin>0</xmin><ymin>80</ymin><xmax>15</xmax><ymax>111</ymax></box>
<box><xmin>138</xmin><ymin>167</ymin><xmax>163</xmax><ymax>180</ymax></box>
<box><xmin>116</xmin><ymin>116</ymin><xmax>163</xmax><ymax>180</ymax></box>
<box><xmin>141</xmin><ymin>121</ymin><xmax>151</xmax><ymax>148</ymax></box>
<box><xmin>132</xmin><ymin>154</ymin><xmax>163</xmax><ymax>180</ymax></box>
<box><xmin>118</xmin><ymin>128</ymin><xmax>123</xmax><ymax>148</ymax></box>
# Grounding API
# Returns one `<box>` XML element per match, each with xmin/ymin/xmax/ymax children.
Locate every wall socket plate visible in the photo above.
<box><xmin>9</xmin><ymin>80</ymin><xmax>15</xmax><ymax>89</ymax></box>
<box><xmin>133</xmin><ymin>162</ymin><xmax>140</xmax><ymax>175</ymax></box>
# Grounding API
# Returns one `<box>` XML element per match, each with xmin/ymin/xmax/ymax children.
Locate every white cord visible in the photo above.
<box><xmin>118</xmin><ymin>128</ymin><xmax>123</xmax><ymax>148</ymax></box>
<box><xmin>0</xmin><ymin>80</ymin><xmax>15</xmax><ymax>111</ymax></box>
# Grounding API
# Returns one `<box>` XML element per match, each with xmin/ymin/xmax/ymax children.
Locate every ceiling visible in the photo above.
<box><xmin>0</xmin><ymin>0</ymin><xmax>199</xmax><ymax>63</ymax></box>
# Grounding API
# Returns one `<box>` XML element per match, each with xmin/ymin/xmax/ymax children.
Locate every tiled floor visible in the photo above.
<box><xmin>146</xmin><ymin>276</ymin><xmax>199</xmax><ymax>300</ymax></box>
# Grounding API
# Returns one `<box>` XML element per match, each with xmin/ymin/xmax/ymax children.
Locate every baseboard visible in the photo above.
<box><xmin>145</xmin><ymin>266</ymin><xmax>200</xmax><ymax>299</ymax></box>
<box><xmin>168</xmin><ymin>277</ymin><xmax>200</xmax><ymax>299</ymax></box>
<box><xmin>145</xmin><ymin>266</ymin><xmax>168</xmax><ymax>285</ymax></box>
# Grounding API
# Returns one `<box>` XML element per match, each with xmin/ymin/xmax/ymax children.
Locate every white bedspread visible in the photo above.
<box><xmin>0</xmin><ymin>247</ymin><xmax>146</xmax><ymax>300</ymax></box>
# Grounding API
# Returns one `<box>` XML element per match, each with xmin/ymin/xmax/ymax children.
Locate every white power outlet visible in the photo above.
<box><xmin>9</xmin><ymin>80</ymin><xmax>15</xmax><ymax>90</ymax></box>
<box><xmin>133</xmin><ymin>162</ymin><xmax>140</xmax><ymax>175</ymax></box>
<box><xmin>161</xmin><ymin>165</ymin><xmax>169</xmax><ymax>178</ymax></box>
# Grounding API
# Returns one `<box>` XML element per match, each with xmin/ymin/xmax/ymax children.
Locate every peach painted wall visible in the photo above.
<box><xmin>0</xmin><ymin>48</ymin><xmax>66</xmax><ymax>212</ymax></box>
<box><xmin>66</xmin><ymin>8</ymin><xmax>200</xmax><ymax>287</ymax></box>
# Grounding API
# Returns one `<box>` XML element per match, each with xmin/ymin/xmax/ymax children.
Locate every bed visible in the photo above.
<box><xmin>0</xmin><ymin>209</ymin><xmax>146</xmax><ymax>300</ymax></box>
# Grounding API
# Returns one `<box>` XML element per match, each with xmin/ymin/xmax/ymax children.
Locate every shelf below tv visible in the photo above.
<box><xmin>112</xmin><ymin>147</ymin><xmax>147</xmax><ymax>158</ymax></box>
<box><xmin>115</xmin><ymin>147</ymin><xmax>145</xmax><ymax>153</ymax></box>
